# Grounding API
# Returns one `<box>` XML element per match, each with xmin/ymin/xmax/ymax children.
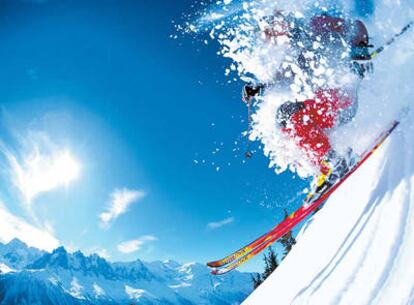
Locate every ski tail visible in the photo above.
<box><xmin>207</xmin><ymin>223</ymin><xmax>281</xmax><ymax>268</ymax></box>
<box><xmin>209</xmin><ymin>119</ymin><xmax>400</xmax><ymax>275</ymax></box>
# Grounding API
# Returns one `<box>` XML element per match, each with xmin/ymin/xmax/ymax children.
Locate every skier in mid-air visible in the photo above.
<box><xmin>207</xmin><ymin>6</ymin><xmax>413</xmax><ymax>274</ymax></box>
<box><xmin>242</xmin><ymin>11</ymin><xmax>373</xmax><ymax>183</ymax></box>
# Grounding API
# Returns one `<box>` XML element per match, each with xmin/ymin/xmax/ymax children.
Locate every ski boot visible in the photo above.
<box><xmin>320</xmin><ymin>148</ymin><xmax>358</xmax><ymax>187</ymax></box>
<box><xmin>305</xmin><ymin>148</ymin><xmax>358</xmax><ymax>207</ymax></box>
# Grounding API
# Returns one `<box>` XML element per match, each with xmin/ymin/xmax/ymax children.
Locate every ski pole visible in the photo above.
<box><xmin>243</xmin><ymin>84</ymin><xmax>265</xmax><ymax>159</ymax></box>
<box><xmin>245</xmin><ymin>98</ymin><xmax>253</xmax><ymax>159</ymax></box>
<box><xmin>370</xmin><ymin>21</ymin><xmax>414</xmax><ymax>59</ymax></box>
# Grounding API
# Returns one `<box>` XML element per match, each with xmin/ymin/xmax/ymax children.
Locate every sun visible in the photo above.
<box><xmin>51</xmin><ymin>151</ymin><xmax>81</xmax><ymax>186</ymax></box>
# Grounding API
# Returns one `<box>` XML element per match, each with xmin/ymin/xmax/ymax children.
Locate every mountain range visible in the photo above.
<box><xmin>0</xmin><ymin>238</ymin><xmax>253</xmax><ymax>305</ymax></box>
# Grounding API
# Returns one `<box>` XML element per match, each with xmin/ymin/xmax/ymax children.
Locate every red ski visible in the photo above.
<box><xmin>209</xmin><ymin>119</ymin><xmax>400</xmax><ymax>275</ymax></box>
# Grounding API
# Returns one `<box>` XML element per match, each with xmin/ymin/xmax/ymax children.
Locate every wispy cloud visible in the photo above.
<box><xmin>207</xmin><ymin>217</ymin><xmax>235</xmax><ymax>230</ymax></box>
<box><xmin>99</xmin><ymin>188</ymin><xmax>145</xmax><ymax>229</ymax></box>
<box><xmin>0</xmin><ymin>201</ymin><xmax>59</xmax><ymax>251</ymax></box>
<box><xmin>117</xmin><ymin>235</ymin><xmax>158</xmax><ymax>254</ymax></box>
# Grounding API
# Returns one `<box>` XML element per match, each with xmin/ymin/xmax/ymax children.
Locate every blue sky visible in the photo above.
<box><xmin>2</xmin><ymin>0</ymin><xmax>384</xmax><ymax>273</ymax></box>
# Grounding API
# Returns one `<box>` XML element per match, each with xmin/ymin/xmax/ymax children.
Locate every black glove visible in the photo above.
<box><xmin>351</xmin><ymin>61</ymin><xmax>374</xmax><ymax>78</ymax></box>
<box><xmin>242</xmin><ymin>84</ymin><xmax>264</xmax><ymax>103</ymax></box>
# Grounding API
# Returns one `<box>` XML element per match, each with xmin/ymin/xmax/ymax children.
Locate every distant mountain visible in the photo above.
<box><xmin>0</xmin><ymin>238</ymin><xmax>44</xmax><ymax>270</ymax></box>
<box><xmin>0</xmin><ymin>239</ymin><xmax>252</xmax><ymax>305</ymax></box>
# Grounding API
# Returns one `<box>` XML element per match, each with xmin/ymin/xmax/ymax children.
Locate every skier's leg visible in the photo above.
<box><xmin>278</xmin><ymin>88</ymin><xmax>356</xmax><ymax>174</ymax></box>
<box><xmin>287</xmin><ymin>100</ymin><xmax>333</xmax><ymax>174</ymax></box>
<box><xmin>280</xmin><ymin>88</ymin><xmax>349</xmax><ymax>173</ymax></box>
<box><xmin>276</xmin><ymin>100</ymin><xmax>332</xmax><ymax>169</ymax></box>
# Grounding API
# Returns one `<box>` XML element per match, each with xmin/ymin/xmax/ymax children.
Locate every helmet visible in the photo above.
<box><xmin>349</xmin><ymin>20</ymin><xmax>372</xmax><ymax>60</ymax></box>
<box><xmin>349</xmin><ymin>20</ymin><xmax>369</xmax><ymax>47</ymax></box>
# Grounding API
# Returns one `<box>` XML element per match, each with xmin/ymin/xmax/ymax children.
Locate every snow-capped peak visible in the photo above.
<box><xmin>0</xmin><ymin>238</ymin><xmax>45</xmax><ymax>270</ymax></box>
<box><xmin>0</xmin><ymin>239</ymin><xmax>253</xmax><ymax>305</ymax></box>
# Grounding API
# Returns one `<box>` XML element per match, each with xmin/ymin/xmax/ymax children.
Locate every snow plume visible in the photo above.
<box><xmin>178</xmin><ymin>0</ymin><xmax>360</xmax><ymax>178</ymax></box>
<box><xmin>179</xmin><ymin>0</ymin><xmax>414</xmax><ymax>178</ymax></box>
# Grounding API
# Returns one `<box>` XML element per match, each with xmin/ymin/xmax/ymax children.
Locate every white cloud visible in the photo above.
<box><xmin>207</xmin><ymin>217</ymin><xmax>235</xmax><ymax>230</ymax></box>
<box><xmin>0</xmin><ymin>201</ymin><xmax>59</xmax><ymax>251</ymax></box>
<box><xmin>88</xmin><ymin>247</ymin><xmax>111</xmax><ymax>260</ymax></box>
<box><xmin>117</xmin><ymin>235</ymin><xmax>158</xmax><ymax>254</ymax></box>
<box><xmin>99</xmin><ymin>188</ymin><xmax>145</xmax><ymax>229</ymax></box>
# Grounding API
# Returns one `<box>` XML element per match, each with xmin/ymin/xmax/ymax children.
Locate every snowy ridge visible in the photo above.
<box><xmin>0</xmin><ymin>239</ymin><xmax>252</xmax><ymax>305</ymax></box>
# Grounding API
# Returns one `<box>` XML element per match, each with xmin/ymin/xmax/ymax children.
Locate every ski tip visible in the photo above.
<box><xmin>206</xmin><ymin>261</ymin><xmax>221</xmax><ymax>268</ymax></box>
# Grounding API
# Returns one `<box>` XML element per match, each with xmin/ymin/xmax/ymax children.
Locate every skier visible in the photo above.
<box><xmin>242</xmin><ymin>12</ymin><xmax>373</xmax><ymax>182</ymax></box>
<box><xmin>209</xmin><ymin>16</ymin><xmax>413</xmax><ymax>275</ymax></box>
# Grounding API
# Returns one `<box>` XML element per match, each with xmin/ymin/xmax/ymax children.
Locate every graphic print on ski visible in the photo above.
<box><xmin>208</xmin><ymin>119</ymin><xmax>400</xmax><ymax>275</ymax></box>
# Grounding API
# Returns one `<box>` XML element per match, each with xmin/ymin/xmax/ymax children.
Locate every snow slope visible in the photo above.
<box><xmin>242</xmin><ymin>99</ymin><xmax>414</xmax><ymax>305</ymax></box>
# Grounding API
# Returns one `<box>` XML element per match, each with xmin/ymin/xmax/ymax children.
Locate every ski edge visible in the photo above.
<box><xmin>210</xmin><ymin>119</ymin><xmax>400</xmax><ymax>275</ymax></box>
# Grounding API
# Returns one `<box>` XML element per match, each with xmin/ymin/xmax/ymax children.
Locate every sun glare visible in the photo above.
<box><xmin>16</xmin><ymin>149</ymin><xmax>81</xmax><ymax>202</ymax></box>
<box><xmin>53</xmin><ymin>151</ymin><xmax>81</xmax><ymax>185</ymax></box>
